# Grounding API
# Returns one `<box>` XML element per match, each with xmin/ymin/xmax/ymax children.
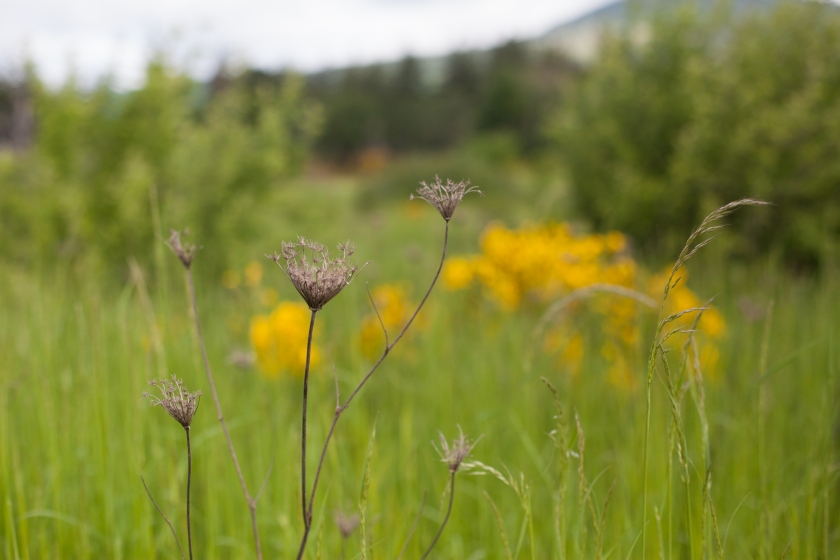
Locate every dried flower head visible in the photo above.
<box><xmin>142</xmin><ymin>376</ymin><xmax>201</xmax><ymax>429</ymax></box>
<box><xmin>267</xmin><ymin>238</ymin><xmax>362</xmax><ymax>311</ymax></box>
<box><xmin>410</xmin><ymin>176</ymin><xmax>482</xmax><ymax>221</ymax></box>
<box><xmin>434</xmin><ymin>426</ymin><xmax>481</xmax><ymax>473</ymax></box>
<box><xmin>333</xmin><ymin>510</ymin><xmax>360</xmax><ymax>539</ymax></box>
<box><xmin>167</xmin><ymin>229</ymin><xmax>198</xmax><ymax>269</ymax></box>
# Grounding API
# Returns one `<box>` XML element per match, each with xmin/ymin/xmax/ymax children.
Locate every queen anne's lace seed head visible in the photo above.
<box><xmin>435</xmin><ymin>426</ymin><xmax>480</xmax><ymax>473</ymax></box>
<box><xmin>410</xmin><ymin>176</ymin><xmax>482</xmax><ymax>221</ymax></box>
<box><xmin>167</xmin><ymin>229</ymin><xmax>198</xmax><ymax>269</ymax></box>
<box><xmin>268</xmin><ymin>238</ymin><xmax>361</xmax><ymax>311</ymax></box>
<box><xmin>333</xmin><ymin>511</ymin><xmax>360</xmax><ymax>540</ymax></box>
<box><xmin>142</xmin><ymin>376</ymin><xmax>201</xmax><ymax>429</ymax></box>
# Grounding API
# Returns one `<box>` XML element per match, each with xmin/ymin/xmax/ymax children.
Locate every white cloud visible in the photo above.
<box><xmin>0</xmin><ymin>0</ymin><xmax>615</xmax><ymax>88</ymax></box>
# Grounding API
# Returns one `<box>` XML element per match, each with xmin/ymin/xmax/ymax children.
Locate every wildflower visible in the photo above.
<box><xmin>250</xmin><ymin>301</ymin><xmax>321</xmax><ymax>377</ymax></box>
<box><xmin>268</xmin><ymin>238</ymin><xmax>361</xmax><ymax>311</ymax></box>
<box><xmin>410</xmin><ymin>176</ymin><xmax>482</xmax><ymax>221</ymax></box>
<box><xmin>222</xmin><ymin>270</ymin><xmax>241</xmax><ymax>290</ymax></box>
<box><xmin>435</xmin><ymin>427</ymin><xmax>480</xmax><ymax>474</ymax></box>
<box><xmin>244</xmin><ymin>261</ymin><xmax>263</xmax><ymax>287</ymax></box>
<box><xmin>142</xmin><ymin>376</ymin><xmax>201</xmax><ymax>429</ymax></box>
<box><xmin>167</xmin><ymin>229</ymin><xmax>197</xmax><ymax>269</ymax></box>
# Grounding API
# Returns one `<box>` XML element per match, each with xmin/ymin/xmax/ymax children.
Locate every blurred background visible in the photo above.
<box><xmin>2</xmin><ymin>0</ymin><xmax>840</xmax><ymax>558</ymax></box>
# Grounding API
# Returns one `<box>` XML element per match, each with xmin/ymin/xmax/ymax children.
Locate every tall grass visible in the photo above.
<box><xmin>0</xmin><ymin>192</ymin><xmax>837</xmax><ymax>558</ymax></box>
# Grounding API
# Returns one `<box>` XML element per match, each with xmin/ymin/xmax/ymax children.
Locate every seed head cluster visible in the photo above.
<box><xmin>333</xmin><ymin>511</ymin><xmax>360</xmax><ymax>539</ymax></box>
<box><xmin>410</xmin><ymin>176</ymin><xmax>482</xmax><ymax>221</ymax></box>
<box><xmin>268</xmin><ymin>238</ymin><xmax>361</xmax><ymax>311</ymax></box>
<box><xmin>167</xmin><ymin>229</ymin><xmax>198</xmax><ymax>269</ymax></box>
<box><xmin>435</xmin><ymin>427</ymin><xmax>480</xmax><ymax>473</ymax></box>
<box><xmin>142</xmin><ymin>376</ymin><xmax>201</xmax><ymax>429</ymax></box>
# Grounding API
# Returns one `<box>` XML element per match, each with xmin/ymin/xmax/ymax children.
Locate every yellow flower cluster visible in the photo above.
<box><xmin>443</xmin><ymin>222</ymin><xmax>633</xmax><ymax>310</ymax></box>
<box><xmin>250</xmin><ymin>301</ymin><xmax>320</xmax><ymax>378</ymax></box>
<box><xmin>443</xmin><ymin>222</ymin><xmax>726</xmax><ymax>387</ymax></box>
<box><xmin>359</xmin><ymin>283</ymin><xmax>421</xmax><ymax>359</ymax></box>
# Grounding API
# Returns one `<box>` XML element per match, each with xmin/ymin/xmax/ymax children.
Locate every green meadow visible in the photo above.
<box><xmin>2</xmin><ymin>2</ymin><xmax>840</xmax><ymax>557</ymax></box>
<box><xmin>1</xmin><ymin>173</ymin><xmax>837</xmax><ymax>559</ymax></box>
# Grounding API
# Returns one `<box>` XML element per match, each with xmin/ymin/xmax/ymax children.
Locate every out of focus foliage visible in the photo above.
<box><xmin>304</xmin><ymin>41</ymin><xmax>578</xmax><ymax>162</ymax></box>
<box><xmin>553</xmin><ymin>1</ymin><xmax>840</xmax><ymax>268</ymax></box>
<box><xmin>0</xmin><ymin>61</ymin><xmax>320</xmax><ymax>274</ymax></box>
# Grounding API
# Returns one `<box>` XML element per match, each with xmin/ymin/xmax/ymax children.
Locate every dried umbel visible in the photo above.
<box><xmin>333</xmin><ymin>511</ymin><xmax>360</xmax><ymax>539</ymax></box>
<box><xmin>410</xmin><ymin>176</ymin><xmax>482</xmax><ymax>221</ymax></box>
<box><xmin>435</xmin><ymin>427</ymin><xmax>480</xmax><ymax>474</ymax></box>
<box><xmin>167</xmin><ymin>229</ymin><xmax>198</xmax><ymax>269</ymax></box>
<box><xmin>268</xmin><ymin>238</ymin><xmax>361</xmax><ymax>311</ymax></box>
<box><xmin>143</xmin><ymin>376</ymin><xmax>202</xmax><ymax>429</ymax></box>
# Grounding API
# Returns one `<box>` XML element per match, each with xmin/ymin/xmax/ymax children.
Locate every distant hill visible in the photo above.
<box><xmin>307</xmin><ymin>0</ymin><xmax>784</xmax><ymax>89</ymax></box>
<box><xmin>531</xmin><ymin>0</ymin><xmax>781</xmax><ymax>63</ymax></box>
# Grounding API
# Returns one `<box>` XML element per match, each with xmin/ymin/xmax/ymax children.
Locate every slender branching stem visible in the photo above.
<box><xmin>186</xmin><ymin>269</ymin><xmax>263</xmax><ymax>559</ymax></box>
<box><xmin>295</xmin><ymin>221</ymin><xmax>450</xmax><ymax>560</ymax></box>
<box><xmin>141</xmin><ymin>475</ymin><xmax>186</xmax><ymax>560</ymax></box>
<box><xmin>185</xmin><ymin>427</ymin><xmax>194</xmax><ymax>560</ymax></box>
<box><xmin>301</xmin><ymin>309</ymin><xmax>318</xmax><ymax>528</ymax></box>
<box><xmin>420</xmin><ymin>471</ymin><xmax>457</xmax><ymax>560</ymax></box>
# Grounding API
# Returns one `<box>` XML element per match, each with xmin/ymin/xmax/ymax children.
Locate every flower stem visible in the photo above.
<box><xmin>185</xmin><ymin>427</ymin><xmax>194</xmax><ymax>560</ymax></box>
<box><xmin>420</xmin><ymin>471</ymin><xmax>456</xmax><ymax>560</ymax></box>
<box><xmin>301</xmin><ymin>309</ymin><xmax>318</xmax><ymax>529</ymax></box>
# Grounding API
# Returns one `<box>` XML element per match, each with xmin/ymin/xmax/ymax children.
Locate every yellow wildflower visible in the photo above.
<box><xmin>245</xmin><ymin>261</ymin><xmax>264</xmax><ymax>287</ymax></box>
<box><xmin>222</xmin><ymin>270</ymin><xmax>241</xmax><ymax>290</ymax></box>
<box><xmin>250</xmin><ymin>301</ymin><xmax>320</xmax><ymax>378</ymax></box>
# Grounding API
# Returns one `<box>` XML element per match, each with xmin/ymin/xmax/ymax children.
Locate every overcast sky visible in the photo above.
<box><xmin>0</xmin><ymin>0</ymin><xmax>618</xmax><ymax>88</ymax></box>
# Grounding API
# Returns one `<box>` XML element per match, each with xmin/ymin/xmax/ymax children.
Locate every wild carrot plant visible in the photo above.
<box><xmin>140</xmin><ymin>177</ymin><xmax>481</xmax><ymax>559</ymax></box>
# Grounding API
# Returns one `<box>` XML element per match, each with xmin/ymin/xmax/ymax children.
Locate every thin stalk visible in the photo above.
<box><xmin>186</xmin><ymin>269</ymin><xmax>263</xmax><ymax>559</ymax></box>
<box><xmin>301</xmin><ymin>309</ymin><xmax>318</xmax><ymax>528</ymax></box>
<box><xmin>185</xmin><ymin>427</ymin><xmax>194</xmax><ymax>560</ymax></box>
<box><xmin>642</xmin><ymin>355</ymin><xmax>654</xmax><ymax>558</ymax></box>
<box><xmin>141</xmin><ymin>476</ymin><xmax>186</xmax><ymax>560</ymax></box>
<box><xmin>420</xmin><ymin>472</ymin><xmax>457</xmax><ymax>560</ymax></box>
<box><xmin>296</xmin><ymin>221</ymin><xmax>450</xmax><ymax>560</ymax></box>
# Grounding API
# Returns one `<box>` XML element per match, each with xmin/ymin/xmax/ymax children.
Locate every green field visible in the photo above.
<box><xmin>1</xmin><ymin>173</ymin><xmax>837</xmax><ymax>559</ymax></box>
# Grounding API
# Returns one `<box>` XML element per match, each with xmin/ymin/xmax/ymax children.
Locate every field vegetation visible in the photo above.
<box><xmin>1</xmin><ymin>1</ymin><xmax>839</xmax><ymax>558</ymax></box>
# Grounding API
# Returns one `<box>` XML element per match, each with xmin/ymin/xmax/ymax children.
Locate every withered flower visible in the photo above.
<box><xmin>143</xmin><ymin>376</ymin><xmax>201</xmax><ymax>429</ymax></box>
<box><xmin>410</xmin><ymin>176</ymin><xmax>482</xmax><ymax>221</ymax></box>
<box><xmin>268</xmin><ymin>238</ymin><xmax>362</xmax><ymax>311</ymax></box>
<box><xmin>167</xmin><ymin>229</ymin><xmax>198</xmax><ymax>269</ymax></box>
<box><xmin>435</xmin><ymin>427</ymin><xmax>480</xmax><ymax>474</ymax></box>
<box><xmin>333</xmin><ymin>510</ymin><xmax>360</xmax><ymax>540</ymax></box>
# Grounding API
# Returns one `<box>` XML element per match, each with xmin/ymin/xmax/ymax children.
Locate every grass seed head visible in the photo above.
<box><xmin>435</xmin><ymin>426</ymin><xmax>480</xmax><ymax>473</ymax></box>
<box><xmin>268</xmin><ymin>238</ymin><xmax>361</xmax><ymax>311</ymax></box>
<box><xmin>410</xmin><ymin>176</ymin><xmax>482</xmax><ymax>221</ymax></box>
<box><xmin>142</xmin><ymin>375</ymin><xmax>201</xmax><ymax>429</ymax></box>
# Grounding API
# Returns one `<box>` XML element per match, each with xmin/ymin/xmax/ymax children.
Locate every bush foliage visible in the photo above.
<box><xmin>554</xmin><ymin>1</ymin><xmax>840</xmax><ymax>267</ymax></box>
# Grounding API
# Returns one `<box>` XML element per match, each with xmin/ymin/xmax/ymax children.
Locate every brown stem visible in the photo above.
<box><xmin>186</xmin><ymin>269</ymin><xmax>263</xmax><ymax>559</ymax></box>
<box><xmin>296</xmin><ymin>221</ymin><xmax>450</xmax><ymax>560</ymax></box>
<box><xmin>420</xmin><ymin>471</ymin><xmax>457</xmax><ymax>560</ymax></box>
<box><xmin>301</xmin><ymin>309</ymin><xmax>318</xmax><ymax>528</ymax></box>
<box><xmin>185</xmin><ymin>427</ymin><xmax>194</xmax><ymax>560</ymax></box>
